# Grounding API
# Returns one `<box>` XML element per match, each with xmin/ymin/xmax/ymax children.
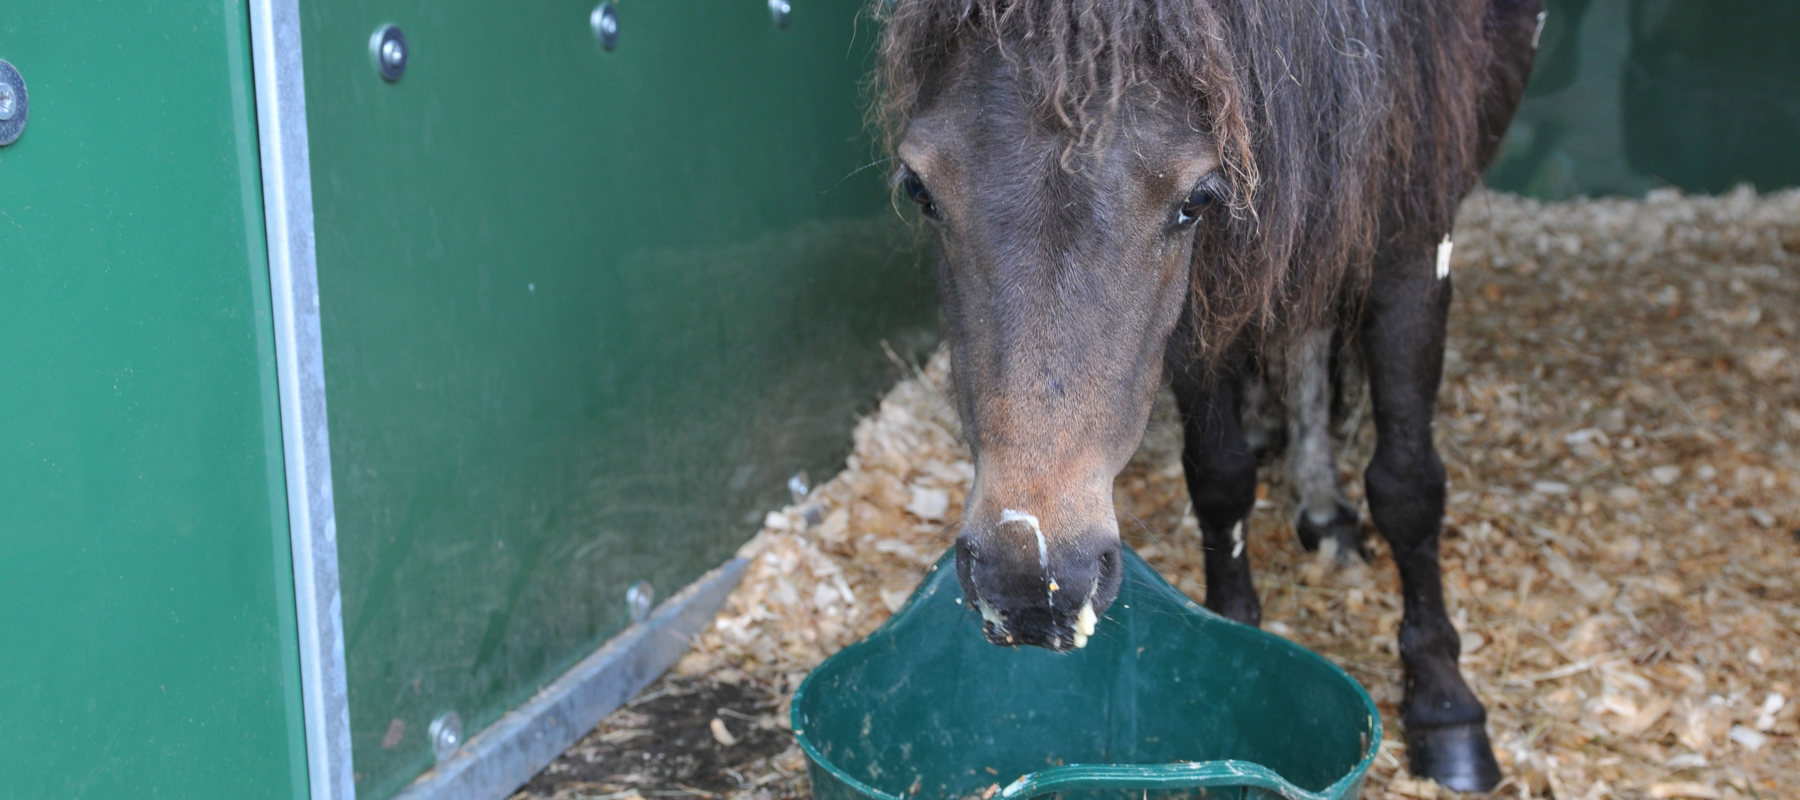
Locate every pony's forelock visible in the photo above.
<box><xmin>874</xmin><ymin>0</ymin><xmax>1258</xmax><ymax>211</ymax></box>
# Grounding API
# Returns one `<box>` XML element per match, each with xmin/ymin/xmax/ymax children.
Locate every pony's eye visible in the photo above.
<box><xmin>1175</xmin><ymin>176</ymin><xmax>1223</xmax><ymax>227</ymax></box>
<box><xmin>901</xmin><ymin>171</ymin><xmax>940</xmax><ymax>220</ymax></box>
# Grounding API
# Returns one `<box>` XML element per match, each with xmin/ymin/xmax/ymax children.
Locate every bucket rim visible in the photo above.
<box><xmin>789</xmin><ymin>548</ymin><xmax>1383</xmax><ymax>800</ymax></box>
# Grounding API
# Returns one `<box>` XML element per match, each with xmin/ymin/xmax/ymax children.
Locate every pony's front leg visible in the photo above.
<box><xmin>1362</xmin><ymin>251</ymin><xmax>1501</xmax><ymax>792</ymax></box>
<box><xmin>1172</xmin><ymin>356</ymin><xmax>1261</xmax><ymax>626</ymax></box>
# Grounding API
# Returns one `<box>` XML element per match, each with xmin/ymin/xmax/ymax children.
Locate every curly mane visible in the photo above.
<box><xmin>872</xmin><ymin>0</ymin><xmax>1497</xmax><ymax>360</ymax></box>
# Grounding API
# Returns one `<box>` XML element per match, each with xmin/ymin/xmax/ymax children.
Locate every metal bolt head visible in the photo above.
<box><xmin>371</xmin><ymin>24</ymin><xmax>408</xmax><ymax>81</ymax></box>
<box><xmin>381</xmin><ymin>39</ymin><xmax>405</xmax><ymax>68</ymax></box>
<box><xmin>591</xmin><ymin>3</ymin><xmax>621</xmax><ymax>52</ymax></box>
<box><xmin>769</xmin><ymin>0</ymin><xmax>792</xmax><ymax>28</ymax></box>
<box><xmin>428</xmin><ymin>712</ymin><xmax>463</xmax><ymax>763</ymax></box>
<box><xmin>626</xmin><ymin>581</ymin><xmax>654</xmax><ymax>622</ymax></box>
<box><xmin>0</xmin><ymin>59</ymin><xmax>25</xmax><ymax>146</ymax></box>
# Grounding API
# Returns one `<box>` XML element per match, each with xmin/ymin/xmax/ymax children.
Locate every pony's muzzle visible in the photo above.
<box><xmin>953</xmin><ymin>525</ymin><xmax>1123</xmax><ymax>652</ymax></box>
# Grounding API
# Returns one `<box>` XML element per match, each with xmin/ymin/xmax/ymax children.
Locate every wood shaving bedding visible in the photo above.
<box><xmin>524</xmin><ymin>187</ymin><xmax>1800</xmax><ymax>800</ymax></box>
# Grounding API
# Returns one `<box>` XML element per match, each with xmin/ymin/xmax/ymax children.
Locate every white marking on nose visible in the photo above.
<box><xmin>1231</xmin><ymin>521</ymin><xmax>1245</xmax><ymax>559</ymax></box>
<box><xmin>1000</xmin><ymin>508</ymin><xmax>1048</xmax><ymax>572</ymax></box>
<box><xmin>1436</xmin><ymin>235</ymin><xmax>1454</xmax><ymax>279</ymax></box>
<box><xmin>1533</xmin><ymin>10</ymin><xmax>1547</xmax><ymax>50</ymax></box>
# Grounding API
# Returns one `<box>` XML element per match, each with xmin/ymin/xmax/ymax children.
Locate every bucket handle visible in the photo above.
<box><xmin>997</xmin><ymin>760</ymin><xmax>1352</xmax><ymax>800</ymax></box>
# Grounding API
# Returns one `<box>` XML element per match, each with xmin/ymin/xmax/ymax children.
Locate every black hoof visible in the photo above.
<box><xmin>1295</xmin><ymin>501</ymin><xmax>1365</xmax><ymax>561</ymax></box>
<box><xmin>1407</xmin><ymin>721</ymin><xmax>1502</xmax><ymax>793</ymax></box>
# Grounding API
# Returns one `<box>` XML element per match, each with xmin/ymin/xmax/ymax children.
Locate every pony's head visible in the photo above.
<box><xmin>876</xmin><ymin>0</ymin><xmax>1431</xmax><ymax>650</ymax></box>
<box><xmin>880</xmin><ymin>3</ymin><xmax>1249</xmax><ymax>650</ymax></box>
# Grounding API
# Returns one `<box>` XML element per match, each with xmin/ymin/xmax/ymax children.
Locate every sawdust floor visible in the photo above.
<box><xmin>512</xmin><ymin>188</ymin><xmax>1800</xmax><ymax>800</ymax></box>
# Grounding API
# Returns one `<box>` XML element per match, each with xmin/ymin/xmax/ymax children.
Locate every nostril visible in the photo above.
<box><xmin>957</xmin><ymin>536</ymin><xmax>979</xmax><ymax>562</ymax></box>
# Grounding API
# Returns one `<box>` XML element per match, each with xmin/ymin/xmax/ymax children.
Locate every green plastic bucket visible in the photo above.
<box><xmin>792</xmin><ymin>546</ymin><xmax>1380</xmax><ymax>800</ymax></box>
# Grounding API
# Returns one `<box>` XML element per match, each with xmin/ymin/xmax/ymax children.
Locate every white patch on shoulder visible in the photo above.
<box><xmin>1000</xmin><ymin>508</ymin><xmax>1048</xmax><ymax>572</ymax></box>
<box><xmin>1533</xmin><ymin>10</ymin><xmax>1548</xmax><ymax>50</ymax></box>
<box><xmin>1436</xmin><ymin>235</ymin><xmax>1454</xmax><ymax>280</ymax></box>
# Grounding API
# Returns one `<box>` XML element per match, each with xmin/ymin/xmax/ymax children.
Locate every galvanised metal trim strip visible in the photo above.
<box><xmin>247</xmin><ymin>0</ymin><xmax>357</xmax><ymax>797</ymax></box>
<box><xmin>392</xmin><ymin>558</ymin><xmax>750</xmax><ymax>800</ymax></box>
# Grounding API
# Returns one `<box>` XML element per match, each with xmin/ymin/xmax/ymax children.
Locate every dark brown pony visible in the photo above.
<box><xmin>873</xmin><ymin>0</ymin><xmax>1541</xmax><ymax>790</ymax></box>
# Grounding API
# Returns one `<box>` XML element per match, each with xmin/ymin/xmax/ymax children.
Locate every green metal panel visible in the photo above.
<box><xmin>0</xmin><ymin>3</ymin><xmax>309</xmax><ymax>799</ymax></box>
<box><xmin>1488</xmin><ymin>0</ymin><xmax>1800</xmax><ymax>197</ymax></box>
<box><xmin>297</xmin><ymin>1</ymin><xmax>934</xmax><ymax>795</ymax></box>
